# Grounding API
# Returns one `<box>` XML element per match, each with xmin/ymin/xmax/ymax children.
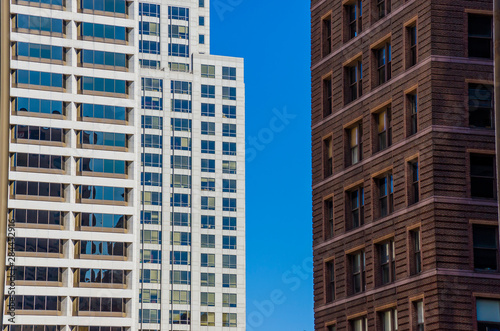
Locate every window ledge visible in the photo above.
<box><xmin>76</xmin><ymin>311</ymin><xmax>127</xmax><ymax>318</ymax></box>
<box><xmin>13</xmin><ymin>111</ymin><xmax>65</xmax><ymax>120</ymax></box>
<box><xmin>78</xmin><ymin>9</ymin><xmax>128</xmax><ymax>19</ymax></box>
<box><xmin>13</xmin><ymin>84</ymin><xmax>65</xmax><ymax>93</ymax></box>
<box><xmin>78</xmin><ymin>254</ymin><xmax>127</xmax><ymax>261</ymax></box>
<box><xmin>78</xmin><ymin>171</ymin><xmax>127</xmax><ymax>179</ymax></box>
<box><xmin>12</xmin><ymin>167</ymin><xmax>65</xmax><ymax>175</ymax></box>
<box><xmin>15</xmin><ymin>281</ymin><xmax>62</xmax><ymax>287</ymax></box>
<box><xmin>13</xmin><ymin>223</ymin><xmax>64</xmax><ymax>231</ymax></box>
<box><xmin>15</xmin><ymin>252</ymin><xmax>63</xmax><ymax>258</ymax></box>
<box><xmin>12</xmin><ymin>195</ymin><xmax>64</xmax><ymax>203</ymax></box>
<box><xmin>79</xmin><ymin>117</ymin><xmax>128</xmax><ymax>125</ymax></box>
<box><xmin>79</xmin><ymin>144</ymin><xmax>127</xmax><ymax>152</ymax></box>
<box><xmin>78</xmin><ymin>226</ymin><xmax>127</xmax><ymax>234</ymax></box>
<box><xmin>79</xmin><ymin>63</ymin><xmax>128</xmax><ymax>72</ymax></box>
<box><xmin>14</xmin><ymin>310</ymin><xmax>61</xmax><ymax>316</ymax></box>
<box><xmin>78</xmin><ymin>199</ymin><xmax>127</xmax><ymax>206</ymax></box>
<box><xmin>77</xmin><ymin>282</ymin><xmax>127</xmax><ymax>289</ymax></box>
<box><xmin>13</xmin><ymin>29</ymin><xmax>64</xmax><ymax>38</ymax></box>
<box><xmin>78</xmin><ymin>36</ymin><xmax>127</xmax><ymax>46</ymax></box>
<box><xmin>13</xmin><ymin>56</ymin><xmax>65</xmax><ymax>66</ymax></box>
<box><xmin>78</xmin><ymin>90</ymin><xmax>129</xmax><ymax>99</ymax></box>
<box><xmin>13</xmin><ymin>139</ymin><xmax>65</xmax><ymax>147</ymax></box>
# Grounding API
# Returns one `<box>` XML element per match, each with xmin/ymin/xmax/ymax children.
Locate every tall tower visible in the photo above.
<box><xmin>311</xmin><ymin>0</ymin><xmax>500</xmax><ymax>330</ymax></box>
<box><xmin>3</xmin><ymin>0</ymin><xmax>245</xmax><ymax>330</ymax></box>
<box><xmin>137</xmin><ymin>0</ymin><xmax>245</xmax><ymax>330</ymax></box>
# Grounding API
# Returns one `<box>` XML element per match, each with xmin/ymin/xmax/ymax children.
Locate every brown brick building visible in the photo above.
<box><xmin>311</xmin><ymin>0</ymin><xmax>500</xmax><ymax>330</ymax></box>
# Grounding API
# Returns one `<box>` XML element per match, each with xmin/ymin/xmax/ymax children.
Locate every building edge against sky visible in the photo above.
<box><xmin>3</xmin><ymin>0</ymin><xmax>245</xmax><ymax>330</ymax></box>
<box><xmin>312</xmin><ymin>0</ymin><xmax>500</xmax><ymax>330</ymax></box>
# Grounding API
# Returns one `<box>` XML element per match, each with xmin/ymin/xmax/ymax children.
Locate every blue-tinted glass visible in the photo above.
<box><xmin>115</xmin><ymin>107</ymin><xmax>126</xmax><ymax>120</ymax></box>
<box><xmin>116</xmin><ymin>0</ymin><xmax>126</xmax><ymax>14</ymax></box>
<box><xmin>114</xmin><ymin>187</ymin><xmax>125</xmax><ymax>201</ymax></box>
<box><xmin>115</xmin><ymin>160</ymin><xmax>125</xmax><ymax>174</ymax></box>
<box><xmin>104</xmin><ymin>159</ymin><xmax>113</xmax><ymax>173</ymax></box>
<box><xmin>40</xmin><ymin>72</ymin><xmax>51</xmax><ymax>86</ymax></box>
<box><xmin>115</xmin><ymin>134</ymin><xmax>126</xmax><ymax>147</ymax></box>
<box><xmin>103</xmin><ymin>214</ymin><xmax>113</xmax><ymax>228</ymax></box>
<box><xmin>103</xmin><ymin>186</ymin><xmax>113</xmax><ymax>200</ymax></box>
<box><xmin>30</xmin><ymin>98</ymin><xmax>40</xmax><ymax>113</ymax></box>
<box><xmin>17</xmin><ymin>98</ymin><xmax>29</xmax><ymax>112</ymax></box>
<box><xmin>51</xmin><ymin>19</ymin><xmax>62</xmax><ymax>33</ymax></box>
<box><xmin>82</xmin><ymin>49</ymin><xmax>93</xmax><ymax>63</ymax></box>
<box><xmin>94</xmin><ymin>186</ymin><xmax>103</xmax><ymax>200</ymax></box>
<box><xmin>105</xmin><ymin>52</ymin><xmax>114</xmax><ymax>66</ymax></box>
<box><xmin>82</xmin><ymin>23</ymin><xmax>93</xmax><ymax>37</ymax></box>
<box><xmin>94</xmin><ymin>104</ymin><xmax>104</xmax><ymax>118</ymax></box>
<box><xmin>40</xmin><ymin>100</ymin><xmax>50</xmax><ymax>114</ymax></box>
<box><xmin>30</xmin><ymin>70</ymin><xmax>40</xmax><ymax>85</ymax></box>
<box><xmin>95</xmin><ymin>78</ymin><xmax>105</xmax><ymax>92</ymax></box>
<box><xmin>82</xmin><ymin>104</ymin><xmax>93</xmax><ymax>117</ymax></box>
<box><xmin>17</xmin><ymin>15</ymin><xmax>29</xmax><ymax>29</ymax></box>
<box><xmin>18</xmin><ymin>42</ymin><xmax>29</xmax><ymax>57</ymax></box>
<box><xmin>30</xmin><ymin>16</ymin><xmax>41</xmax><ymax>30</ymax></box>
<box><xmin>52</xmin><ymin>46</ymin><xmax>63</xmax><ymax>60</ymax></box>
<box><xmin>105</xmin><ymin>25</ymin><xmax>114</xmax><ymax>39</ymax></box>
<box><xmin>41</xmin><ymin>17</ymin><xmax>51</xmax><ymax>32</ymax></box>
<box><xmin>82</xmin><ymin>76</ymin><xmax>93</xmax><ymax>90</ymax></box>
<box><xmin>94</xmin><ymin>24</ymin><xmax>104</xmax><ymax>38</ymax></box>
<box><xmin>52</xmin><ymin>73</ymin><xmax>63</xmax><ymax>87</ymax></box>
<box><xmin>105</xmin><ymin>0</ymin><xmax>114</xmax><ymax>12</ymax></box>
<box><xmin>105</xmin><ymin>106</ymin><xmax>114</xmax><ymax>119</ymax></box>
<box><xmin>82</xmin><ymin>0</ymin><xmax>93</xmax><ymax>9</ymax></box>
<box><xmin>53</xmin><ymin>0</ymin><xmax>63</xmax><ymax>5</ymax></box>
<box><xmin>94</xmin><ymin>214</ymin><xmax>103</xmax><ymax>227</ymax></box>
<box><xmin>104</xmin><ymin>79</ymin><xmax>114</xmax><ymax>93</ymax></box>
<box><xmin>104</xmin><ymin>132</ymin><xmax>114</xmax><ymax>146</ymax></box>
<box><xmin>115</xmin><ymin>80</ymin><xmax>126</xmax><ymax>94</ymax></box>
<box><xmin>18</xmin><ymin>70</ymin><xmax>29</xmax><ymax>84</ymax></box>
<box><xmin>95</xmin><ymin>50</ymin><xmax>104</xmax><ymax>65</ymax></box>
<box><xmin>115</xmin><ymin>53</ymin><xmax>126</xmax><ymax>67</ymax></box>
<box><xmin>94</xmin><ymin>158</ymin><xmax>104</xmax><ymax>172</ymax></box>
<box><xmin>94</xmin><ymin>0</ymin><xmax>104</xmax><ymax>10</ymax></box>
<box><xmin>94</xmin><ymin>131</ymin><xmax>104</xmax><ymax>145</ymax></box>
<box><xmin>115</xmin><ymin>27</ymin><xmax>126</xmax><ymax>40</ymax></box>
<box><xmin>52</xmin><ymin>101</ymin><xmax>63</xmax><ymax>115</ymax></box>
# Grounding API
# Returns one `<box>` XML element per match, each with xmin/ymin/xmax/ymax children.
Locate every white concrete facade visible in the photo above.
<box><xmin>4</xmin><ymin>0</ymin><xmax>245</xmax><ymax>330</ymax></box>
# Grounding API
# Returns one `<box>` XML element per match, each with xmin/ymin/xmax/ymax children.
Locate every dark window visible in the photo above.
<box><xmin>347</xmin><ymin>61</ymin><xmax>363</xmax><ymax>103</ymax></box>
<box><xmin>477</xmin><ymin>299</ymin><xmax>500</xmax><ymax>331</ymax></box>
<box><xmin>377</xmin><ymin>173</ymin><xmax>393</xmax><ymax>218</ymax></box>
<box><xmin>325</xmin><ymin>261</ymin><xmax>335</xmax><ymax>302</ymax></box>
<box><xmin>322</xmin><ymin>15</ymin><xmax>332</xmax><ymax>57</ymax></box>
<box><xmin>376</xmin><ymin>0</ymin><xmax>391</xmax><ymax>20</ymax></box>
<box><xmin>350</xmin><ymin>251</ymin><xmax>365</xmax><ymax>294</ymax></box>
<box><xmin>347</xmin><ymin>187</ymin><xmax>364</xmax><ymax>230</ymax></box>
<box><xmin>408</xmin><ymin>25</ymin><xmax>417</xmax><ymax>67</ymax></box>
<box><xmin>407</xmin><ymin>93</ymin><xmax>418</xmax><ymax>136</ymax></box>
<box><xmin>323</xmin><ymin>76</ymin><xmax>332</xmax><ymax>117</ymax></box>
<box><xmin>378</xmin><ymin>240</ymin><xmax>395</xmax><ymax>285</ymax></box>
<box><xmin>376</xmin><ymin>43</ymin><xmax>391</xmax><ymax>85</ymax></box>
<box><xmin>410</xmin><ymin>229</ymin><xmax>422</xmax><ymax>275</ymax></box>
<box><xmin>468</xmin><ymin>14</ymin><xmax>493</xmax><ymax>59</ymax></box>
<box><xmin>350</xmin><ymin>317</ymin><xmax>367</xmax><ymax>331</ymax></box>
<box><xmin>473</xmin><ymin>224</ymin><xmax>498</xmax><ymax>271</ymax></box>
<box><xmin>409</xmin><ymin>160</ymin><xmax>420</xmax><ymax>205</ymax></box>
<box><xmin>346</xmin><ymin>0</ymin><xmax>362</xmax><ymax>40</ymax></box>
<box><xmin>471</xmin><ymin>154</ymin><xmax>496</xmax><ymax>199</ymax></box>
<box><xmin>375</xmin><ymin>108</ymin><xmax>391</xmax><ymax>151</ymax></box>
<box><xmin>348</xmin><ymin>124</ymin><xmax>362</xmax><ymax>166</ymax></box>
<box><xmin>324</xmin><ymin>198</ymin><xmax>334</xmax><ymax>239</ymax></box>
<box><xmin>469</xmin><ymin>83</ymin><xmax>494</xmax><ymax>129</ymax></box>
<box><xmin>324</xmin><ymin>137</ymin><xmax>333</xmax><ymax>177</ymax></box>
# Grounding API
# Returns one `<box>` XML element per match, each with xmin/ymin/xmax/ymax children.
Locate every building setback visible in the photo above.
<box><xmin>3</xmin><ymin>0</ymin><xmax>245</xmax><ymax>330</ymax></box>
<box><xmin>311</xmin><ymin>0</ymin><xmax>500</xmax><ymax>330</ymax></box>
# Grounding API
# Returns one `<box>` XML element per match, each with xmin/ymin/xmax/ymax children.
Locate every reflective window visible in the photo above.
<box><xmin>223</xmin><ymin>86</ymin><xmax>237</xmax><ymax>100</ymax></box>
<box><xmin>223</xmin><ymin>105</ymin><xmax>236</xmax><ymax>119</ymax></box>
<box><xmin>16</xmin><ymin>14</ymin><xmax>63</xmax><ymax>34</ymax></box>
<box><xmin>201</xmin><ymin>159</ymin><xmax>215</xmax><ymax>173</ymax></box>
<box><xmin>141</xmin><ymin>153</ymin><xmax>162</xmax><ymax>167</ymax></box>
<box><xmin>170</xmin><ymin>270</ymin><xmax>190</xmax><ymax>284</ymax></box>
<box><xmin>139</xmin><ymin>40</ymin><xmax>160</xmax><ymax>54</ymax></box>
<box><xmin>81</xmin><ymin>0</ymin><xmax>127</xmax><ymax>14</ymax></box>
<box><xmin>81</xmin><ymin>22</ymin><xmax>126</xmax><ymax>41</ymax></box>
<box><xmin>171</xmin><ymin>155</ymin><xmax>191</xmax><ymax>170</ymax></box>
<box><xmin>16</xmin><ymin>70</ymin><xmax>64</xmax><ymax>88</ymax></box>
<box><xmin>81</xmin><ymin>103</ymin><xmax>126</xmax><ymax>121</ymax></box>
<box><xmin>15</xmin><ymin>266</ymin><xmax>61</xmax><ymax>282</ymax></box>
<box><xmin>143</xmin><ymin>96</ymin><xmax>163</xmax><ymax>110</ymax></box>
<box><xmin>17</xmin><ymin>42</ymin><xmax>63</xmax><ymax>61</ymax></box>
<box><xmin>78</xmin><ymin>297</ymin><xmax>126</xmax><ymax>313</ymax></box>
<box><xmin>15</xmin><ymin>97</ymin><xmax>63</xmax><ymax>115</ymax></box>
<box><xmin>169</xmin><ymin>25</ymin><xmax>189</xmax><ymax>39</ymax></box>
<box><xmin>79</xmin><ymin>185</ymin><xmax>126</xmax><ymax>202</ymax></box>
<box><xmin>223</xmin><ymin>67</ymin><xmax>237</xmax><ymax>80</ymax></box>
<box><xmin>223</xmin><ymin>217</ymin><xmax>237</xmax><ymax>230</ymax></box>
<box><xmin>202</xmin><ymin>103</ymin><xmax>215</xmax><ymax>117</ymax></box>
<box><xmin>79</xmin><ymin>268</ymin><xmax>126</xmax><ymax>285</ymax></box>
<box><xmin>15</xmin><ymin>153</ymin><xmax>63</xmax><ymax>170</ymax></box>
<box><xmin>201</xmin><ymin>85</ymin><xmax>215</xmax><ymax>98</ymax></box>
<box><xmin>172</xmin><ymin>212</ymin><xmax>191</xmax><ymax>226</ymax></box>
<box><xmin>201</xmin><ymin>273</ymin><xmax>215</xmax><ymax>287</ymax></box>
<box><xmin>81</xmin><ymin>49</ymin><xmax>127</xmax><ymax>68</ymax></box>
<box><xmin>168</xmin><ymin>44</ymin><xmax>189</xmax><ymax>57</ymax></box>
<box><xmin>13</xmin><ymin>209</ymin><xmax>61</xmax><ymax>226</ymax></box>
<box><xmin>168</xmin><ymin>7</ymin><xmax>189</xmax><ymax>20</ymax></box>
<box><xmin>140</xmin><ymin>21</ymin><xmax>160</xmax><ymax>36</ymax></box>
<box><xmin>81</xmin><ymin>131</ymin><xmax>127</xmax><ymax>147</ymax></box>
<box><xmin>201</xmin><ymin>215</ymin><xmax>215</xmax><ymax>229</ymax></box>
<box><xmin>139</xmin><ymin>3</ymin><xmax>160</xmax><ymax>17</ymax></box>
<box><xmin>80</xmin><ymin>213</ymin><xmax>125</xmax><ymax>230</ymax></box>
<box><xmin>171</xmin><ymin>118</ymin><xmax>191</xmax><ymax>132</ymax></box>
<box><xmin>14</xmin><ymin>181</ymin><xmax>63</xmax><ymax>198</ymax></box>
<box><xmin>142</xmin><ymin>115</ymin><xmax>163</xmax><ymax>130</ymax></box>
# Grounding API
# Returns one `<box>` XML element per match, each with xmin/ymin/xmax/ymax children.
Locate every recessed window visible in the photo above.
<box><xmin>346</xmin><ymin>0</ymin><xmax>362</xmax><ymax>40</ymax></box>
<box><xmin>347</xmin><ymin>186</ymin><xmax>364</xmax><ymax>230</ymax></box>
<box><xmin>350</xmin><ymin>316</ymin><xmax>367</xmax><ymax>331</ymax></box>
<box><xmin>407</xmin><ymin>92</ymin><xmax>418</xmax><ymax>136</ymax></box>
<box><xmin>410</xmin><ymin>229</ymin><xmax>422</xmax><ymax>275</ymax></box>
<box><xmin>468</xmin><ymin>14</ymin><xmax>493</xmax><ymax>59</ymax></box>
<box><xmin>473</xmin><ymin>224</ymin><xmax>498</xmax><ymax>271</ymax></box>
<box><xmin>375</xmin><ymin>42</ymin><xmax>391</xmax><ymax>86</ymax></box>
<box><xmin>349</xmin><ymin>251</ymin><xmax>365</xmax><ymax>294</ymax></box>
<box><xmin>413</xmin><ymin>300</ymin><xmax>424</xmax><ymax>331</ymax></box>
<box><xmin>323</xmin><ymin>76</ymin><xmax>332</xmax><ymax>117</ymax></box>
<box><xmin>375</xmin><ymin>0</ymin><xmax>391</xmax><ymax>20</ymax></box>
<box><xmin>408</xmin><ymin>160</ymin><xmax>420</xmax><ymax>205</ymax></box>
<box><xmin>322</xmin><ymin>14</ymin><xmax>332</xmax><ymax>57</ymax></box>
<box><xmin>323</xmin><ymin>137</ymin><xmax>333</xmax><ymax>178</ymax></box>
<box><xmin>470</xmin><ymin>154</ymin><xmax>496</xmax><ymax>199</ymax></box>
<box><xmin>347</xmin><ymin>123</ymin><xmax>362</xmax><ymax>166</ymax></box>
<box><xmin>407</xmin><ymin>24</ymin><xmax>417</xmax><ymax>67</ymax></box>
<box><xmin>199</xmin><ymin>16</ymin><xmax>205</xmax><ymax>26</ymax></box>
<box><xmin>375</xmin><ymin>107</ymin><xmax>391</xmax><ymax>152</ymax></box>
<box><xmin>378</xmin><ymin>240</ymin><xmax>395</xmax><ymax>285</ymax></box>
<box><xmin>469</xmin><ymin>83</ymin><xmax>494</xmax><ymax>128</ymax></box>
<box><xmin>476</xmin><ymin>299</ymin><xmax>500</xmax><ymax>330</ymax></box>
<box><xmin>325</xmin><ymin>261</ymin><xmax>335</xmax><ymax>302</ymax></box>
<box><xmin>376</xmin><ymin>173</ymin><xmax>393</xmax><ymax>218</ymax></box>
<box><xmin>324</xmin><ymin>198</ymin><xmax>334</xmax><ymax>239</ymax></box>
<box><xmin>379</xmin><ymin>308</ymin><xmax>398</xmax><ymax>331</ymax></box>
<box><xmin>346</xmin><ymin>60</ymin><xmax>363</xmax><ymax>103</ymax></box>
<box><xmin>201</xmin><ymin>65</ymin><xmax>215</xmax><ymax>78</ymax></box>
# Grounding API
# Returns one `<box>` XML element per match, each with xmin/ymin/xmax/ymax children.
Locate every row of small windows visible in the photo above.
<box><xmin>140</xmin><ymin>269</ymin><xmax>237</xmax><ymax>289</ymax></box>
<box><xmin>140</xmin><ymin>249</ymin><xmax>238</xmax><ymax>268</ymax></box>
<box><xmin>142</xmin><ymin>192</ymin><xmax>238</xmax><ymax>211</ymax></box>
<box><xmin>201</xmin><ymin>65</ymin><xmax>238</xmax><ymax>80</ymax></box>
<box><xmin>20</xmin><ymin>0</ymin><xmax>130</xmax><ymax>16</ymax></box>
<box><xmin>141</xmin><ymin>230</ymin><xmax>237</xmax><ymax>249</ymax></box>
<box><xmin>142</xmin><ymin>153</ymin><xmax>237</xmax><ymax>173</ymax></box>
<box><xmin>139</xmin><ymin>310</ymin><xmax>236</xmax><ymax>327</ymax></box>
<box><xmin>141</xmin><ymin>211</ymin><xmax>238</xmax><ymax>231</ymax></box>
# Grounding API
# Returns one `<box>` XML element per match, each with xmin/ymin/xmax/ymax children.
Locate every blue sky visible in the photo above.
<box><xmin>210</xmin><ymin>1</ymin><xmax>313</xmax><ymax>330</ymax></box>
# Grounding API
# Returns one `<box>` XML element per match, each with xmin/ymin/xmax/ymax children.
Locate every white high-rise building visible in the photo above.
<box><xmin>3</xmin><ymin>0</ymin><xmax>245</xmax><ymax>330</ymax></box>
